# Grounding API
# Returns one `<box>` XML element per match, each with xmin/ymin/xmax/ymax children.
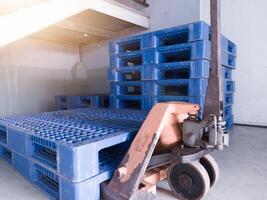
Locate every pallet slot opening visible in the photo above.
<box><xmin>39</xmin><ymin>174</ymin><xmax>59</xmax><ymax>192</ymax></box>
<box><xmin>1</xmin><ymin>147</ymin><xmax>12</xmax><ymax>163</ymax></box>
<box><xmin>160</xmin><ymin>50</ymin><xmax>191</xmax><ymax>63</ymax></box>
<box><xmin>228</xmin><ymin>41</ymin><xmax>235</xmax><ymax>54</ymax></box>
<box><xmin>34</xmin><ymin>164</ymin><xmax>59</xmax><ymax>199</ymax></box>
<box><xmin>120</xmin><ymin>99</ymin><xmax>141</xmax><ymax>110</ymax></box>
<box><xmin>226</xmin><ymin>82</ymin><xmax>234</xmax><ymax>92</ymax></box>
<box><xmin>33</xmin><ymin>143</ymin><xmax>57</xmax><ymax>169</ymax></box>
<box><xmin>99</xmin><ymin>141</ymin><xmax>130</xmax><ymax>173</ymax></box>
<box><xmin>59</xmin><ymin>97</ymin><xmax>67</xmax><ymax>104</ymax></box>
<box><xmin>81</xmin><ymin>98</ymin><xmax>91</xmax><ymax>107</ymax></box>
<box><xmin>121</xmin><ymin>71</ymin><xmax>141</xmax><ymax>81</ymax></box>
<box><xmin>122</xmin><ymin>86</ymin><xmax>142</xmax><ymax>95</ymax></box>
<box><xmin>224</xmin><ymin>69</ymin><xmax>231</xmax><ymax>79</ymax></box>
<box><xmin>225</xmin><ymin>94</ymin><xmax>233</xmax><ymax>105</ymax></box>
<box><xmin>120</xmin><ymin>40</ymin><xmax>141</xmax><ymax>53</ymax></box>
<box><xmin>103</xmin><ymin>97</ymin><xmax>110</xmax><ymax>108</ymax></box>
<box><xmin>0</xmin><ymin>129</ymin><xmax>7</xmax><ymax>144</ymax></box>
<box><xmin>162</xmin><ymin>68</ymin><xmax>189</xmax><ymax>79</ymax></box>
<box><xmin>121</xmin><ymin>56</ymin><xmax>143</xmax><ymax>67</ymax></box>
<box><xmin>161</xmin><ymin>85</ymin><xmax>188</xmax><ymax>96</ymax></box>
<box><xmin>157</xmin><ymin>30</ymin><xmax>189</xmax><ymax>47</ymax></box>
<box><xmin>228</xmin><ymin>57</ymin><xmax>234</xmax><ymax>67</ymax></box>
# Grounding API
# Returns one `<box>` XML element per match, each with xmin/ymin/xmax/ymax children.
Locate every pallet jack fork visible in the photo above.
<box><xmin>102</xmin><ymin>0</ymin><xmax>229</xmax><ymax>199</ymax></box>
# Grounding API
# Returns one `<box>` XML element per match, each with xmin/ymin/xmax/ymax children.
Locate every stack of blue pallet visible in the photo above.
<box><xmin>109</xmin><ymin>21</ymin><xmax>236</xmax><ymax>129</ymax></box>
<box><xmin>55</xmin><ymin>94</ymin><xmax>109</xmax><ymax>110</ymax></box>
<box><xmin>0</xmin><ymin>108</ymin><xmax>148</xmax><ymax>200</ymax></box>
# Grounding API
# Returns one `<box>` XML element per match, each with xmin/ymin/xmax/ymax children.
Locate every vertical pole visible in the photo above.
<box><xmin>203</xmin><ymin>0</ymin><xmax>224</xmax><ymax>118</ymax></box>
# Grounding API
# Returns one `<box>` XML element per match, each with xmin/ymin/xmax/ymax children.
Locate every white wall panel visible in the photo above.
<box><xmin>200</xmin><ymin>0</ymin><xmax>267</xmax><ymax>126</ymax></box>
<box><xmin>0</xmin><ymin>38</ymin><xmax>83</xmax><ymax>116</ymax></box>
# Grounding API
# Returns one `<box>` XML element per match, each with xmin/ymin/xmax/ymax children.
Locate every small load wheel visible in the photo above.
<box><xmin>168</xmin><ymin>161</ymin><xmax>210</xmax><ymax>200</ymax></box>
<box><xmin>199</xmin><ymin>154</ymin><xmax>220</xmax><ymax>187</ymax></box>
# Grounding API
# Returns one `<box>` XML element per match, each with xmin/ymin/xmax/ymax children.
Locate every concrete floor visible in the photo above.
<box><xmin>0</xmin><ymin>125</ymin><xmax>266</xmax><ymax>200</ymax></box>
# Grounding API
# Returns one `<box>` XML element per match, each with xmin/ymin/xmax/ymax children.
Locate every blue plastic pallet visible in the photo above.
<box><xmin>109</xmin><ymin>60</ymin><xmax>210</xmax><ymax>81</ymax></box>
<box><xmin>150</xmin><ymin>95</ymin><xmax>233</xmax><ymax>121</ymax></box>
<box><xmin>110</xmin><ymin>95</ymin><xmax>233</xmax><ymax>124</ymax></box>
<box><xmin>110</xmin><ymin>94</ymin><xmax>232</xmax><ymax>112</ymax></box>
<box><xmin>0</xmin><ymin>143</ymin><xmax>125</xmax><ymax>200</ymax></box>
<box><xmin>110</xmin><ymin>95</ymin><xmax>203</xmax><ymax>111</ymax></box>
<box><xmin>153</xmin><ymin>40</ymin><xmax>236</xmax><ymax>68</ymax></box>
<box><xmin>110</xmin><ymin>79</ymin><xmax>208</xmax><ymax>97</ymax></box>
<box><xmin>21</xmin><ymin>113</ymin><xmax>145</xmax><ymax>131</ymax></box>
<box><xmin>0</xmin><ymin>109</ymin><xmax>146</xmax><ymax>133</ymax></box>
<box><xmin>29</xmin><ymin>150</ymin><xmax>122</xmax><ymax>200</ymax></box>
<box><xmin>109</xmin><ymin>60</ymin><xmax>234</xmax><ymax>82</ymax></box>
<box><xmin>110</xmin><ymin>21</ymin><xmax>237</xmax><ymax>56</ymax></box>
<box><xmin>146</xmin><ymin>60</ymin><xmax>210</xmax><ymax>81</ymax></box>
<box><xmin>110</xmin><ymin>41</ymin><xmax>236</xmax><ymax>69</ymax></box>
<box><xmin>151</xmin><ymin>21</ymin><xmax>236</xmax><ymax>55</ymax></box>
<box><xmin>153</xmin><ymin>94</ymin><xmax>233</xmax><ymax>108</ymax></box>
<box><xmin>55</xmin><ymin>94</ymin><xmax>109</xmax><ymax>111</ymax></box>
<box><xmin>20</xmin><ymin>108</ymin><xmax>146</xmax><ymax>131</ymax></box>
<box><xmin>3</xmin><ymin>119</ymin><xmax>134</xmax><ymax>176</ymax></box>
<box><xmin>0</xmin><ymin>109</ymin><xmax>147</xmax><ymax>182</ymax></box>
<box><xmin>149</xmin><ymin>95</ymin><xmax>233</xmax><ymax>116</ymax></box>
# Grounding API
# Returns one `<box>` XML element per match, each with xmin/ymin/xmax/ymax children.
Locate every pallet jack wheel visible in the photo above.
<box><xmin>199</xmin><ymin>154</ymin><xmax>220</xmax><ymax>187</ymax></box>
<box><xmin>168</xmin><ymin>161</ymin><xmax>210</xmax><ymax>200</ymax></box>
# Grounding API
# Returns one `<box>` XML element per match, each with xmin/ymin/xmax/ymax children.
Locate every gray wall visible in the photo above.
<box><xmin>0</xmin><ymin>38</ymin><xmax>90</xmax><ymax>117</ymax></box>
<box><xmin>200</xmin><ymin>0</ymin><xmax>267</xmax><ymax>126</ymax></box>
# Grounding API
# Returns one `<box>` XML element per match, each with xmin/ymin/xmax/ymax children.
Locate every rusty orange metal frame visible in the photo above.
<box><xmin>103</xmin><ymin>102</ymin><xmax>199</xmax><ymax>200</ymax></box>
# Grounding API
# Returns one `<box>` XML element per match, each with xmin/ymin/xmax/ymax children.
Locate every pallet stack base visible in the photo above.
<box><xmin>0</xmin><ymin>108</ymin><xmax>148</xmax><ymax>200</ymax></box>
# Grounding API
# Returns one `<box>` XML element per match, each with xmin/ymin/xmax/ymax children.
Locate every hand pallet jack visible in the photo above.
<box><xmin>102</xmin><ymin>0</ymin><xmax>229</xmax><ymax>199</ymax></box>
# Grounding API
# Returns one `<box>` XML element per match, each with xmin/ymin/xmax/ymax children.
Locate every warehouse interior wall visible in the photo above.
<box><xmin>81</xmin><ymin>0</ymin><xmax>201</xmax><ymax>93</ymax></box>
<box><xmin>200</xmin><ymin>0</ymin><xmax>267</xmax><ymax>126</ymax></box>
<box><xmin>2</xmin><ymin>0</ymin><xmax>264</xmax><ymax>126</ymax></box>
<box><xmin>0</xmin><ymin>38</ymin><xmax>86</xmax><ymax>117</ymax></box>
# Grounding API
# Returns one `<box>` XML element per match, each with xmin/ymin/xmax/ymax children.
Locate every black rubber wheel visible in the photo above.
<box><xmin>199</xmin><ymin>154</ymin><xmax>220</xmax><ymax>187</ymax></box>
<box><xmin>168</xmin><ymin>161</ymin><xmax>210</xmax><ymax>200</ymax></box>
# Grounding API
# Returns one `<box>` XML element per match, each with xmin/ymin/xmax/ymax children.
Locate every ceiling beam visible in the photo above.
<box><xmin>56</xmin><ymin>20</ymin><xmax>115</xmax><ymax>38</ymax></box>
<box><xmin>31</xmin><ymin>31</ymin><xmax>80</xmax><ymax>46</ymax></box>
<box><xmin>0</xmin><ymin>0</ymin><xmax>90</xmax><ymax>47</ymax></box>
<box><xmin>0</xmin><ymin>0</ymin><xmax>149</xmax><ymax>47</ymax></box>
<box><xmin>87</xmin><ymin>0</ymin><xmax>150</xmax><ymax>28</ymax></box>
